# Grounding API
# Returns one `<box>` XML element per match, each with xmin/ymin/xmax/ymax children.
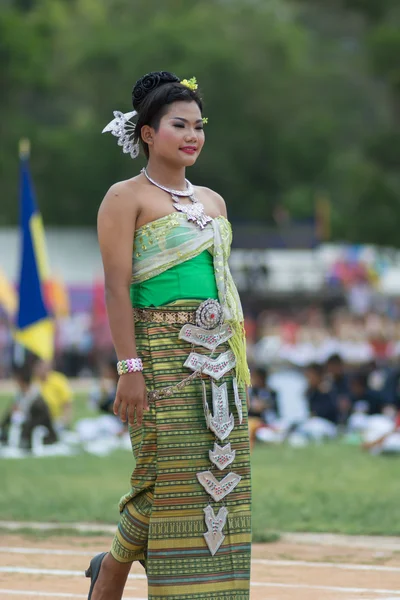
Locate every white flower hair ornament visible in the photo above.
<box><xmin>102</xmin><ymin>110</ymin><xmax>139</xmax><ymax>159</ymax></box>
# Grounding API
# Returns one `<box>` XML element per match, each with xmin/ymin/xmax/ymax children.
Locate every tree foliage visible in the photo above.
<box><xmin>0</xmin><ymin>0</ymin><xmax>399</xmax><ymax>245</ymax></box>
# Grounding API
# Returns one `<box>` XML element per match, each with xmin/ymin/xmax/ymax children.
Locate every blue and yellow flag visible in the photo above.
<box><xmin>14</xmin><ymin>140</ymin><xmax>54</xmax><ymax>361</ymax></box>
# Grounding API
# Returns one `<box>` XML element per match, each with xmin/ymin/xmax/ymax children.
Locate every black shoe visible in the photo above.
<box><xmin>139</xmin><ymin>559</ymin><xmax>146</xmax><ymax>571</ymax></box>
<box><xmin>139</xmin><ymin>548</ymin><xmax>147</xmax><ymax>572</ymax></box>
<box><xmin>85</xmin><ymin>552</ymin><xmax>107</xmax><ymax>599</ymax></box>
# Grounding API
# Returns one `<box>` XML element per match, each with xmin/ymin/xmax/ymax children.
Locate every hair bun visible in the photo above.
<box><xmin>132</xmin><ymin>71</ymin><xmax>180</xmax><ymax>111</ymax></box>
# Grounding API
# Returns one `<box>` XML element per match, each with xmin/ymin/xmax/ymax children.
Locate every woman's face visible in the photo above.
<box><xmin>146</xmin><ymin>101</ymin><xmax>205</xmax><ymax>166</ymax></box>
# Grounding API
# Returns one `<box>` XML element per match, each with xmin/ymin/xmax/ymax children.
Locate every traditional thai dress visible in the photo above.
<box><xmin>110</xmin><ymin>213</ymin><xmax>252</xmax><ymax>600</ymax></box>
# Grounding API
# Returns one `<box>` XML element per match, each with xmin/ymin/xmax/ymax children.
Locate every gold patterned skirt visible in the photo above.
<box><xmin>111</xmin><ymin>302</ymin><xmax>252</xmax><ymax>600</ymax></box>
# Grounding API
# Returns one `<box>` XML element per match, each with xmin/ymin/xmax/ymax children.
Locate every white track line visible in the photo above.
<box><xmin>0</xmin><ymin>593</ymin><xmax>86</xmax><ymax>599</ymax></box>
<box><xmin>0</xmin><ymin>521</ymin><xmax>116</xmax><ymax>534</ymax></box>
<box><xmin>252</xmin><ymin>558</ymin><xmax>400</xmax><ymax>573</ymax></box>
<box><xmin>2</xmin><ymin>547</ymin><xmax>400</xmax><ymax>574</ymax></box>
<box><xmin>0</xmin><ymin>567</ymin><xmax>146</xmax><ymax>580</ymax></box>
<box><xmin>0</xmin><ymin>547</ymin><xmax>93</xmax><ymax>557</ymax></box>
<box><xmin>282</xmin><ymin>532</ymin><xmax>400</xmax><ymax>551</ymax></box>
<box><xmin>3</xmin><ymin>521</ymin><xmax>400</xmax><ymax>551</ymax></box>
<box><xmin>251</xmin><ymin>582</ymin><xmax>400</xmax><ymax>595</ymax></box>
<box><xmin>1</xmin><ymin>566</ymin><xmax>400</xmax><ymax>596</ymax></box>
<box><xmin>2</xmin><ymin>580</ymin><xmax>400</xmax><ymax>598</ymax></box>
<box><xmin>0</xmin><ymin>592</ymin><xmax>146</xmax><ymax>599</ymax></box>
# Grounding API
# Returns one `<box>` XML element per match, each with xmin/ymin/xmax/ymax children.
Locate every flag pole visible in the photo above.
<box><xmin>14</xmin><ymin>140</ymin><xmax>31</xmax><ymax>366</ymax></box>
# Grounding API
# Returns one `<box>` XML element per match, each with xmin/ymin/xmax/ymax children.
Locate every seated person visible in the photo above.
<box><xmin>305</xmin><ymin>363</ymin><xmax>338</xmax><ymax>424</ymax></box>
<box><xmin>325</xmin><ymin>353</ymin><xmax>352</xmax><ymax>425</ymax></box>
<box><xmin>90</xmin><ymin>358</ymin><xmax>119</xmax><ymax>414</ymax></box>
<box><xmin>1</xmin><ymin>363</ymin><xmax>57</xmax><ymax>450</ymax></box>
<box><xmin>248</xmin><ymin>367</ymin><xmax>279</xmax><ymax>424</ymax></box>
<box><xmin>34</xmin><ymin>359</ymin><xmax>73</xmax><ymax>430</ymax></box>
<box><xmin>379</xmin><ymin>365</ymin><xmax>400</xmax><ymax>412</ymax></box>
<box><xmin>76</xmin><ymin>358</ymin><xmax>125</xmax><ymax>443</ymax></box>
<box><xmin>248</xmin><ymin>367</ymin><xmax>279</xmax><ymax>448</ymax></box>
<box><xmin>350</xmin><ymin>372</ymin><xmax>382</xmax><ymax>416</ymax></box>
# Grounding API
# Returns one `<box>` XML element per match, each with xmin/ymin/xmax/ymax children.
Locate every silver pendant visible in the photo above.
<box><xmin>202</xmin><ymin>379</ymin><xmax>209</xmax><ymax>424</ymax></box>
<box><xmin>179</xmin><ymin>322</ymin><xmax>233</xmax><ymax>350</ymax></box>
<box><xmin>184</xmin><ymin>351</ymin><xmax>236</xmax><ymax>381</ymax></box>
<box><xmin>197</xmin><ymin>471</ymin><xmax>241</xmax><ymax>502</ymax></box>
<box><xmin>172</xmin><ymin>195</ymin><xmax>212</xmax><ymax>230</ymax></box>
<box><xmin>203</xmin><ymin>505</ymin><xmax>228</xmax><ymax>556</ymax></box>
<box><xmin>142</xmin><ymin>168</ymin><xmax>195</xmax><ymax>197</ymax></box>
<box><xmin>209</xmin><ymin>442</ymin><xmax>236</xmax><ymax>471</ymax></box>
<box><xmin>140</xmin><ymin>168</ymin><xmax>212</xmax><ymax>230</ymax></box>
<box><xmin>207</xmin><ymin>382</ymin><xmax>234</xmax><ymax>441</ymax></box>
<box><xmin>233</xmin><ymin>378</ymin><xmax>243</xmax><ymax>425</ymax></box>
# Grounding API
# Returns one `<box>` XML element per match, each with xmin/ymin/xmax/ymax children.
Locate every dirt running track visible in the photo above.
<box><xmin>1</xmin><ymin>534</ymin><xmax>400</xmax><ymax>599</ymax></box>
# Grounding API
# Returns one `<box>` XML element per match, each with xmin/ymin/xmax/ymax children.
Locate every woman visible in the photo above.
<box><xmin>87</xmin><ymin>71</ymin><xmax>252</xmax><ymax>600</ymax></box>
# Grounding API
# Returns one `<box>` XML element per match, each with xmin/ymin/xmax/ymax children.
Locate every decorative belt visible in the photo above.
<box><xmin>133</xmin><ymin>307</ymin><xmax>196</xmax><ymax>325</ymax></box>
<box><xmin>134</xmin><ymin>299</ymin><xmax>228</xmax><ymax>402</ymax></box>
<box><xmin>133</xmin><ymin>299</ymin><xmax>224</xmax><ymax>330</ymax></box>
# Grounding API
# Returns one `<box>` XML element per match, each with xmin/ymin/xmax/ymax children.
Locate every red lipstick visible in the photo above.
<box><xmin>180</xmin><ymin>146</ymin><xmax>197</xmax><ymax>155</ymax></box>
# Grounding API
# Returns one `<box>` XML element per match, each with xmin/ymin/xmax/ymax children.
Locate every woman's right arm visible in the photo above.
<box><xmin>97</xmin><ymin>182</ymin><xmax>148</xmax><ymax>426</ymax></box>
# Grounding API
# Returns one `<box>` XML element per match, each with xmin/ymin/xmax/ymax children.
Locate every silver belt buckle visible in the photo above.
<box><xmin>195</xmin><ymin>299</ymin><xmax>223</xmax><ymax>330</ymax></box>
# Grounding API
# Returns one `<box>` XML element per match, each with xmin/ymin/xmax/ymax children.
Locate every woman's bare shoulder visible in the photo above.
<box><xmin>196</xmin><ymin>186</ymin><xmax>227</xmax><ymax>218</ymax></box>
<box><xmin>100</xmin><ymin>176</ymin><xmax>143</xmax><ymax>210</ymax></box>
<box><xmin>98</xmin><ymin>177</ymin><xmax>152</xmax><ymax>228</ymax></box>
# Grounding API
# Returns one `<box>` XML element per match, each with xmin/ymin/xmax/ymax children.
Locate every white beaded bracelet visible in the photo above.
<box><xmin>117</xmin><ymin>358</ymin><xmax>143</xmax><ymax>375</ymax></box>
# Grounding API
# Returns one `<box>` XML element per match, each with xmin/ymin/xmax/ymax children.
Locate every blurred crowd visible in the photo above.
<box><xmin>3</xmin><ymin>303</ymin><xmax>400</xmax><ymax>379</ymax></box>
<box><xmin>247</xmin><ymin>345</ymin><xmax>400</xmax><ymax>454</ymax></box>
<box><xmin>0</xmin><ymin>357</ymin><xmax>73</xmax><ymax>451</ymax></box>
<box><xmin>2</xmin><ymin>300</ymin><xmax>400</xmax><ymax>456</ymax></box>
<box><xmin>0</xmin><ymin>312</ymin><xmax>113</xmax><ymax>380</ymax></box>
<box><xmin>249</xmin><ymin>354</ymin><xmax>400</xmax><ymax>429</ymax></box>
<box><xmin>245</xmin><ymin>305</ymin><xmax>400</xmax><ymax>451</ymax></box>
<box><xmin>0</xmin><ymin>353</ymin><xmax>128</xmax><ymax>456</ymax></box>
<box><xmin>246</xmin><ymin>305</ymin><xmax>400</xmax><ymax>367</ymax></box>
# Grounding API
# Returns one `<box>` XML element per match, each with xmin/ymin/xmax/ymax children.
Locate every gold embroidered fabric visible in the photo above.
<box><xmin>132</xmin><ymin>215</ymin><xmax>241</xmax><ymax>321</ymax></box>
<box><xmin>133</xmin><ymin>307</ymin><xmax>196</xmax><ymax>325</ymax></box>
<box><xmin>132</xmin><ymin>213</ymin><xmax>250</xmax><ymax>386</ymax></box>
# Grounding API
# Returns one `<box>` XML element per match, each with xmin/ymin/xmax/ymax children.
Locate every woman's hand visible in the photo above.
<box><xmin>114</xmin><ymin>372</ymin><xmax>149</xmax><ymax>426</ymax></box>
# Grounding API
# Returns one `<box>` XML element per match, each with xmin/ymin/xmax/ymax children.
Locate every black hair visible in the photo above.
<box><xmin>326</xmin><ymin>353</ymin><xmax>343</xmax><ymax>366</ymax></box>
<box><xmin>132</xmin><ymin>71</ymin><xmax>203</xmax><ymax>159</ymax></box>
<box><xmin>306</xmin><ymin>363</ymin><xmax>324</xmax><ymax>377</ymax></box>
<box><xmin>13</xmin><ymin>363</ymin><xmax>34</xmax><ymax>385</ymax></box>
<box><xmin>253</xmin><ymin>367</ymin><xmax>268</xmax><ymax>381</ymax></box>
<box><xmin>351</xmin><ymin>372</ymin><xmax>368</xmax><ymax>389</ymax></box>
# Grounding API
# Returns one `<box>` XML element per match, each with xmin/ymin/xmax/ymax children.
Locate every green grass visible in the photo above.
<box><xmin>1</xmin><ymin>393</ymin><xmax>400</xmax><ymax>539</ymax></box>
<box><xmin>251</xmin><ymin>443</ymin><xmax>400</xmax><ymax>537</ymax></box>
<box><xmin>1</xmin><ymin>391</ymin><xmax>93</xmax><ymax>422</ymax></box>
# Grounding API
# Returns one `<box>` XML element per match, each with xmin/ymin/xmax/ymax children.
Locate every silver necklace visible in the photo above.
<box><xmin>141</xmin><ymin>167</ymin><xmax>212</xmax><ymax>230</ymax></box>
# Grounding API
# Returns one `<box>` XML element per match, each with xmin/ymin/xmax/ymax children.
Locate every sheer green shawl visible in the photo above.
<box><xmin>132</xmin><ymin>213</ymin><xmax>250</xmax><ymax>386</ymax></box>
